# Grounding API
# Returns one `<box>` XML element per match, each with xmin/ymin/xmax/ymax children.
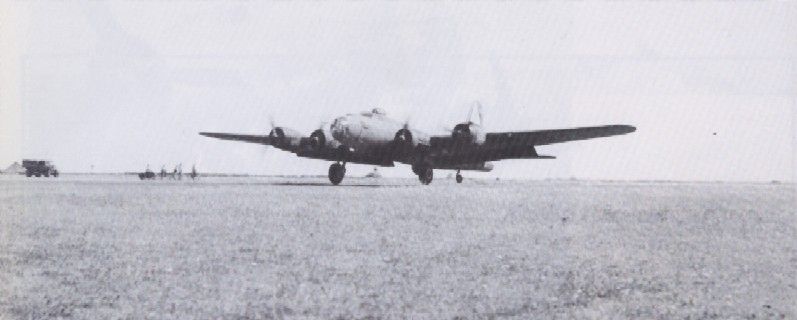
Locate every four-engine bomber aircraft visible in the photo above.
<box><xmin>200</xmin><ymin>107</ymin><xmax>635</xmax><ymax>185</ymax></box>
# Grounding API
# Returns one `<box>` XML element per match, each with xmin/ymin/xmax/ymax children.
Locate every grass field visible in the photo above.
<box><xmin>0</xmin><ymin>175</ymin><xmax>794</xmax><ymax>319</ymax></box>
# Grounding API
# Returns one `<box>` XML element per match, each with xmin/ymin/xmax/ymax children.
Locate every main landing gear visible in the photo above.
<box><xmin>328</xmin><ymin>162</ymin><xmax>346</xmax><ymax>185</ymax></box>
<box><xmin>455</xmin><ymin>170</ymin><xmax>463</xmax><ymax>184</ymax></box>
<box><xmin>412</xmin><ymin>165</ymin><xmax>434</xmax><ymax>185</ymax></box>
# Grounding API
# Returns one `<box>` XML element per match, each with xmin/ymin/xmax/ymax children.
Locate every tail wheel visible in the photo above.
<box><xmin>328</xmin><ymin>163</ymin><xmax>346</xmax><ymax>185</ymax></box>
<box><xmin>456</xmin><ymin>173</ymin><xmax>463</xmax><ymax>183</ymax></box>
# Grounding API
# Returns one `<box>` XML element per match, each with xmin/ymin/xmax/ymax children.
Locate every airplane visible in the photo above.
<box><xmin>199</xmin><ymin>105</ymin><xmax>635</xmax><ymax>185</ymax></box>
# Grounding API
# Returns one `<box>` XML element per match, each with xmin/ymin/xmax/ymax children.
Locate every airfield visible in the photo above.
<box><xmin>0</xmin><ymin>175</ymin><xmax>794</xmax><ymax>319</ymax></box>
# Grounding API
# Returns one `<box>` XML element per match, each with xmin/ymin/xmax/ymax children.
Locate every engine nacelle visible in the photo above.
<box><xmin>394</xmin><ymin>128</ymin><xmax>416</xmax><ymax>148</ymax></box>
<box><xmin>268</xmin><ymin>127</ymin><xmax>303</xmax><ymax>149</ymax></box>
<box><xmin>451</xmin><ymin>122</ymin><xmax>486</xmax><ymax>145</ymax></box>
<box><xmin>307</xmin><ymin>127</ymin><xmax>341</xmax><ymax>152</ymax></box>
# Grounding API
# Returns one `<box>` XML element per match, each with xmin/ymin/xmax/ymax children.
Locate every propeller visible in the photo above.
<box><xmin>266</xmin><ymin>116</ymin><xmax>281</xmax><ymax>149</ymax></box>
<box><xmin>475</xmin><ymin>101</ymin><xmax>484</xmax><ymax>126</ymax></box>
<box><xmin>264</xmin><ymin>115</ymin><xmax>288</xmax><ymax>153</ymax></box>
<box><xmin>450</xmin><ymin>101</ymin><xmax>486</xmax><ymax>140</ymax></box>
<box><xmin>309</xmin><ymin>121</ymin><xmax>328</xmax><ymax>150</ymax></box>
<box><xmin>393</xmin><ymin>115</ymin><xmax>414</xmax><ymax>146</ymax></box>
<box><xmin>466</xmin><ymin>101</ymin><xmax>484</xmax><ymax>126</ymax></box>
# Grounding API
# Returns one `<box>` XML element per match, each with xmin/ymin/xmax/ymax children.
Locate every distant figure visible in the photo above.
<box><xmin>177</xmin><ymin>163</ymin><xmax>183</xmax><ymax>180</ymax></box>
<box><xmin>160</xmin><ymin>166</ymin><xmax>167</xmax><ymax>179</ymax></box>
<box><xmin>172</xmin><ymin>166</ymin><xmax>178</xmax><ymax>180</ymax></box>
<box><xmin>190</xmin><ymin>164</ymin><xmax>198</xmax><ymax>180</ymax></box>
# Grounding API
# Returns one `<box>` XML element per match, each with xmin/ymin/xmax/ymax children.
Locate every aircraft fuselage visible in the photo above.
<box><xmin>330</xmin><ymin>109</ymin><xmax>429</xmax><ymax>152</ymax></box>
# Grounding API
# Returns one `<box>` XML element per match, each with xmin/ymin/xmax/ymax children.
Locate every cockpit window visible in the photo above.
<box><xmin>359</xmin><ymin>108</ymin><xmax>386</xmax><ymax>117</ymax></box>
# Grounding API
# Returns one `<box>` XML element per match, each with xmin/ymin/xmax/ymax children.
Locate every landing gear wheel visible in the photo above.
<box><xmin>418</xmin><ymin>167</ymin><xmax>433</xmax><ymax>185</ymax></box>
<box><xmin>456</xmin><ymin>173</ymin><xmax>463</xmax><ymax>184</ymax></box>
<box><xmin>328</xmin><ymin>163</ymin><xmax>346</xmax><ymax>185</ymax></box>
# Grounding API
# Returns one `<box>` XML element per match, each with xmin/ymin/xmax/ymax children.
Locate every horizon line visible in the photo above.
<box><xmin>2</xmin><ymin>172</ymin><xmax>792</xmax><ymax>184</ymax></box>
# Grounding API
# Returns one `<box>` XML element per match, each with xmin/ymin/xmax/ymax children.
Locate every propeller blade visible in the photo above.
<box><xmin>265</xmin><ymin>116</ymin><xmax>276</xmax><ymax>151</ymax></box>
<box><xmin>475</xmin><ymin>101</ymin><xmax>484</xmax><ymax>126</ymax></box>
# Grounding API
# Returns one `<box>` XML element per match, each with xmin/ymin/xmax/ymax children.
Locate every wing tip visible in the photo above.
<box><xmin>199</xmin><ymin>132</ymin><xmax>226</xmax><ymax>139</ymax></box>
<box><xmin>615</xmin><ymin>125</ymin><xmax>636</xmax><ymax>134</ymax></box>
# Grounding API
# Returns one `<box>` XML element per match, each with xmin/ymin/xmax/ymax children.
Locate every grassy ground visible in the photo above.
<box><xmin>0</xmin><ymin>176</ymin><xmax>794</xmax><ymax>319</ymax></box>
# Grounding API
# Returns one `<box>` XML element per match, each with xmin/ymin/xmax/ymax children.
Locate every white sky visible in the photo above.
<box><xmin>1</xmin><ymin>1</ymin><xmax>794</xmax><ymax>181</ymax></box>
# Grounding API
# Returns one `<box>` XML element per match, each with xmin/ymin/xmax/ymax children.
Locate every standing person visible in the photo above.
<box><xmin>190</xmin><ymin>164</ymin><xmax>197</xmax><ymax>180</ymax></box>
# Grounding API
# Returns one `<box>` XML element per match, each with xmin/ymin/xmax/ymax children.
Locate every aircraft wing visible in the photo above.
<box><xmin>427</xmin><ymin>125</ymin><xmax>636</xmax><ymax>163</ymax></box>
<box><xmin>200</xmin><ymin>131</ymin><xmax>395</xmax><ymax>166</ymax></box>
<box><xmin>199</xmin><ymin>132</ymin><xmax>272</xmax><ymax>145</ymax></box>
<box><xmin>484</xmin><ymin>125</ymin><xmax>636</xmax><ymax>147</ymax></box>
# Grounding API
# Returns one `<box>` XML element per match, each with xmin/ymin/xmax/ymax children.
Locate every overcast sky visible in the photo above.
<box><xmin>1</xmin><ymin>1</ymin><xmax>794</xmax><ymax>181</ymax></box>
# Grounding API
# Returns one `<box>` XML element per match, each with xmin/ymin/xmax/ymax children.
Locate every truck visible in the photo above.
<box><xmin>22</xmin><ymin>159</ymin><xmax>59</xmax><ymax>177</ymax></box>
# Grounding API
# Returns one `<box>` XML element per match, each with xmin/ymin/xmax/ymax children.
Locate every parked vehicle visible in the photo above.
<box><xmin>22</xmin><ymin>159</ymin><xmax>59</xmax><ymax>177</ymax></box>
<box><xmin>139</xmin><ymin>166</ymin><xmax>156</xmax><ymax>180</ymax></box>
